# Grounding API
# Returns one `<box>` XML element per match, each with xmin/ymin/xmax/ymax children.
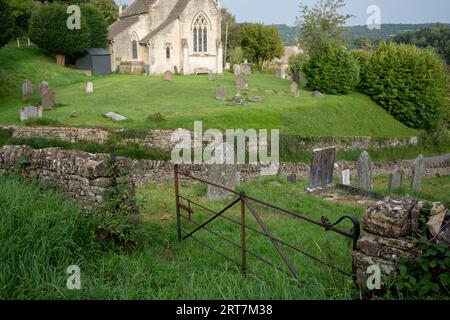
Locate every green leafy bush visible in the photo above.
<box><xmin>288</xmin><ymin>52</ymin><xmax>309</xmax><ymax>76</ymax></box>
<box><xmin>0</xmin><ymin>0</ymin><xmax>15</xmax><ymax>48</ymax></box>
<box><xmin>303</xmin><ymin>43</ymin><xmax>360</xmax><ymax>94</ymax></box>
<box><xmin>79</xmin><ymin>3</ymin><xmax>108</xmax><ymax>48</ymax></box>
<box><xmin>228</xmin><ymin>46</ymin><xmax>244</xmax><ymax>66</ymax></box>
<box><xmin>360</xmin><ymin>42</ymin><xmax>448</xmax><ymax>130</ymax></box>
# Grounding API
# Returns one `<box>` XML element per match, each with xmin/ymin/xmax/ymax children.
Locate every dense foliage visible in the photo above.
<box><xmin>360</xmin><ymin>42</ymin><xmax>448</xmax><ymax>130</ymax></box>
<box><xmin>240</xmin><ymin>23</ymin><xmax>284</xmax><ymax>70</ymax></box>
<box><xmin>394</xmin><ymin>23</ymin><xmax>450</xmax><ymax>64</ymax></box>
<box><xmin>288</xmin><ymin>52</ymin><xmax>309</xmax><ymax>76</ymax></box>
<box><xmin>80</xmin><ymin>3</ymin><xmax>108</xmax><ymax>48</ymax></box>
<box><xmin>303</xmin><ymin>43</ymin><xmax>360</xmax><ymax>94</ymax></box>
<box><xmin>29</xmin><ymin>3</ymin><xmax>90</xmax><ymax>62</ymax></box>
<box><xmin>0</xmin><ymin>0</ymin><xmax>15</xmax><ymax>48</ymax></box>
<box><xmin>89</xmin><ymin>0</ymin><xmax>119</xmax><ymax>25</ymax></box>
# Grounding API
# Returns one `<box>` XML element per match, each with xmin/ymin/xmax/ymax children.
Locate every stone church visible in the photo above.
<box><xmin>108</xmin><ymin>0</ymin><xmax>223</xmax><ymax>75</ymax></box>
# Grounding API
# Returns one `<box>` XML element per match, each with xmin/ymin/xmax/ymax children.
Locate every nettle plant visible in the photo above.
<box><xmin>385</xmin><ymin>204</ymin><xmax>450</xmax><ymax>299</ymax></box>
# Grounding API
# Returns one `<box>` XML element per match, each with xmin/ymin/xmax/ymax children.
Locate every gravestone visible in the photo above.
<box><xmin>241</xmin><ymin>63</ymin><xmax>251</xmax><ymax>76</ymax></box>
<box><xmin>287</xmin><ymin>174</ymin><xmax>297</xmax><ymax>185</ymax></box>
<box><xmin>312</xmin><ymin>90</ymin><xmax>324</xmax><ymax>97</ymax></box>
<box><xmin>20</xmin><ymin>106</ymin><xmax>42</xmax><ymax>122</ymax></box>
<box><xmin>357</xmin><ymin>151</ymin><xmax>373</xmax><ymax>191</ymax></box>
<box><xmin>104</xmin><ymin>112</ymin><xmax>127</xmax><ymax>121</ymax></box>
<box><xmin>22</xmin><ymin>80</ymin><xmax>33</xmax><ymax>101</ymax></box>
<box><xmin>249</xmin><ymin>96</ymin><xmax>262</xmax><ymax>103</ymax></box>
<box><xmin>232</xmin><ymin>86</ymin><xmax>244</xmax><ymax>105</ymax></box>
<box><xmin>308</xmin><ymin>147</ymin><xmax>336</xmax><ymax>191</ymax></box>
<box><xmin>290</xmin><ymin>82</ymin><xmax>298</xmax><ymax>94</ymax></box>
<box><xmin>163</xmin><ymin>70</ymin><xmax>173</xmax><ymax>81</ymax></box>
<box><xmin>42</xmin><ymin>89</ymin><xmax>55</xmax><ymax>110</ymax></box>
<box><xmin>341</xmin><ymin>169</ymin><xmax>351</xmax><ymax>186</ymax></box>
<box><xmin>388</xmin><ymin>168</ymin><xmax>404</xmax><ymax>192</ymax></box>
<box><xmin>411</xmin><ymin>155</ymin><xmax>425</xmax><ymax>191</ymax></box>
<box><xmin>235</xmin><ymin>74</ymin><xmax>247</xmax><ymax>89</ymax></box>
<box><xmin>294</xmin><ymin>90</ymin><xmax>300</xmax><ymax>98</ymax></box>
<box><xmin>233</xmin><ymin>64</ymin><xmax>241</xmax><ymax>75</ymax></box>
<box><xmin>215</xmin><ymin>85</ymin><xmax>227</xmax><ymax>100</ymax></box>
<box><xmin>275</xmin><ymin>69</ymin><xmax>285</xmax><ymax>79</ymax></box>
<box><xmin>85</xmin><ymin>81</ymin><xmax>94</xmax><ymax>94</ymax></box>
<box><xmin>207</xmin><ymin>144</ymin><xmax>237</xmax><ymax>200</ymax></box>
<box><xmin>224</xmin><ymin>62</ymin><xmax>231</xmax><ymax>70</ymax></box>
<box><xmin>39</xmin><ymin>81</ymin><xmax>49</xmax><ymax>96</ymax></box>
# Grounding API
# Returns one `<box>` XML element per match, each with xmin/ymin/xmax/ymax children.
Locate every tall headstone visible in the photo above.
<box><xmin>20</xmin><ymin>106</ymin><xmax>43</xmax><ymax>122</ymax></box>
<box><xmin>22</xmin><ymin>80</ymin><xmax>33</xmax><ymax>101</ymax></box>
<box><xmin>39</xmin><ymin>81</ymin><xmax>49</xmax><ymax>96</ymax></box>
<box><xmin>163</xmin><ymin>70</ymin><xmax>173</xmax><ymax>81</ymax></box>
<box><xmin>341</xmin><ymin>169</ymin><xmax>351</xmax><ymax>186</ymax></box>
<box><xmin>411</xmin><ymin>155</ymin><xmax>425</xmax><ymax>191</ymax></box>
<box><xmin>207</xmin><ymin>144</ymin><xmax>237</xmax><ymax>200</ymax></box>
<box><xmin>290</xmin><ymin>82</ymin><xmax>298</xmax><ymax>94</ymax></box>
<box><xmin>42</xmin><ymin>89</ymin><xmax>55</xmax><ymax>110</ymax></box>
<box><xmin>388</xmin><ymin>168</ymin><xmax>404</xmax><ymax>192</ymax></box>
<box><xmin>215</xmin><ymin>85</ymin><xmax>227</xmax><ymax>100</ymax></box>
<box><xmin>85</xmin><ymin>81</ymin><xmax>94</xmax><ymax>94</ymax></box>
<box><xmin>241</xmin><ymin>63</ymin><xmax>251</xmax><ymax>76</ymax></box>
<box><xmin>308</xmin><ymin>147</ymin><xmax>336</xmax><ymax>191</ymax></box>
<box><xmin>357</xmin><ymin>151</ymin><xmax>373</xmax><ymax>191</ymax></box>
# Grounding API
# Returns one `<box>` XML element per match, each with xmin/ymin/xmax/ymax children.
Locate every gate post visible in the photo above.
<box><xmin>240</xmin><ymin>191</ymin><xmax>247</xmax><ymax>274</ymax></box>
<box><xmin>174</xmin><ymin>165</ymin><xmax>181</xmax><ymax>241</ymax></box>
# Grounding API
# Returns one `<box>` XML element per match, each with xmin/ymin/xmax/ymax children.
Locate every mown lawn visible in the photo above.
<box><xmin>0</xmin><ymin>44</ymin><xmax>419</xmax><ymax>138</ymax></box>
<box><xmin>0</xmin><ymin>173</ymin><xmax>364</xmax><ymax>300</ymax></box>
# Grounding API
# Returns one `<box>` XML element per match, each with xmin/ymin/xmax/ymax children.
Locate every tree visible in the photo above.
<box><xmin>6</xmin><ymin>0</ymin><xmax>34</xmax><ymax>35</ymax></box>
<box><xmin>0</xmin><ymin>0</ymin><xmax>15</xmax><ymax>48</ymax></box>
<box><xmin>80</xmin><ymin>3</ymin><xmax>108</xmax><ymax>48</ymax></box>
<box><xmin>221</xmin><ymin>7</ymin><xmax>241</xmax><ymax>61</ymax></box>
<box><xmin>240</xmin><ymin>24</ymin><xmax>284</xmax><ymax>70</ymax></box>
<box><xmin>296</xmin><ymin>0</ymin><xmax>352</xmax><ymax>54</ymax></box>
<box><xmin>29</xmin><ymin>3</ymin><xmax>90</xmax><ymax>65</ymax></box>
<box><xmin>89</xmin><ymin>0</ymin><xmax>119</xmax><ymax>26</ymax></box>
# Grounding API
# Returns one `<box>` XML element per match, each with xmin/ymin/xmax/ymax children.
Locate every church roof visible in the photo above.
<box><xmin>108</xmin><ymin>16</ymin><xmax>140</xmax><ymax>40</ymax></box>
<box><xmin>139</xmin><ymin>0</ymin><xmax>191</xmax><ymax>44</ymax></box>
<box><xmin>120</xmin><ymin>0</ymin><xmax>155</xmax><ymax>19</ymax></box>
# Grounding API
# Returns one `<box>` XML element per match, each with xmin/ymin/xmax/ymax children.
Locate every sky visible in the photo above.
<box><xmin>120</xmin><ymin>0</ymin><xmax>450</xmax><ymax>26</ymax></box>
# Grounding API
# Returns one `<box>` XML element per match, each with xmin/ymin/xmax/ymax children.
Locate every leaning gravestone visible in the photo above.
<box><xmin>388</xmin><ymin>168</ymin><xmax>404</xmax><ymax>192</ymax></box>
<box><xmin>357</xmin><ymin>151</ymin><xmax>373</xmax><ymax>191</ymax></box>
<box><xmin>308</xmin><ymin>147</ymin><xmax>336</xmax><ymax>191</ymax></box>
<box><xmin>42</xmin><ymin>89</ymin><xmax>55</xmax><ymax>110</ymax></box>
<box><xmin>207</xmin><ymin>144</ymin><xmax>237</xmax><ymax>200</ymax></box>
<box><xmin>20</xmin><ymin>106</ymin><xmax>42</xmax><ymax>122</ymax></box>
<box><xmin>85</xmin><ymin>81</ymin><xmax>94</xmax><ymax>94</ymax></box>
<box><xmin>290</xmin><ymin>82</ymin><xmax>298</xmax><ymax>95</ymax></box>
<box><xmin>216</xmin><ymin>85</ymin><xmax>227</xmax><ymax>100</ymax></box>
<box><xmin>411</xmin><ymin>155</ymin><xmax>425</xmax><ymax>191</ymax></box>
<box><xmin>22</xmin><ymin>80</ymin><xmax>33</xmax><ymax>101</ymax></box>
<box><xmin>39</xmin><ymin>81</ymin><xmax>49</xmax><ymax>96</ymax></box>
<box><xmin>341</xmin><ymin>169</ymin><xmax>351</xmax><ymax>186</ymax></box>
<box><xmin>163</xmin><ymin>70</ymin><xmax>173</xmax><ymax>81</ymax></box>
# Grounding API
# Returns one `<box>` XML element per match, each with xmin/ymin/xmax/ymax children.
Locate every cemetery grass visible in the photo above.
<box><xmin>1</xmin><ymin>173</ymin><xmax>365</xmax><ymax>300</ymax></box>
<box><xmin>0</xmin><ymin>45</ymin><xmax>420</xmax><ymax>138</ymax></box>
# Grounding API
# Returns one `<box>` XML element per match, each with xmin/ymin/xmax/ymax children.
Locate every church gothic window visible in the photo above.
<box><xmin>131</xmin><ymin>33</ymin><xmax>139</xmax><ymax>60</ymax></box>
<box><xmin>193</xmin><ymin>13</ymin><xmax>208</xmax><ymax>53</ymax></box>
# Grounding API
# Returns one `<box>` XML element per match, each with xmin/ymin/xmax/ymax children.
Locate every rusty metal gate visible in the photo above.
<box><xmin>174</xmin><ymin>165</ymin><xmax>361</xmax><ymax>280</ymax></box>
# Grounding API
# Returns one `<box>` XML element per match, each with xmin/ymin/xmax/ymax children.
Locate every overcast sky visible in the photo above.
<box><xmin>120</xmin><ymin>0</ymin><xmax>450</xmax><ymax>26</ymax></box>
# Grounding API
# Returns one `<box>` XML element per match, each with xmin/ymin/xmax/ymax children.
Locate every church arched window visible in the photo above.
<box><xmin>131</xmin><ymin>32</ymin><xmax>139</xmax><ymax>60</ymax></box>
<box><xmin>193</xmin><ymin>13</ymin><xmax>208</xmax><ymax>53</ymax></box>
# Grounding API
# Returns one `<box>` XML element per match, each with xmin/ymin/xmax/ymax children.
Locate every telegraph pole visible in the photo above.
<box><xmin>224</xmin><ymin>22</ymin><xmax>229</xmax><ymax>67</ymax></box>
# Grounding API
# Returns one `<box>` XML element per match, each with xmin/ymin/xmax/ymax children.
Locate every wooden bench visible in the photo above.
<box><xmin>194</xmin><ymin>67</ymin><xmax>210</xmax><ymax>75</ymax></box>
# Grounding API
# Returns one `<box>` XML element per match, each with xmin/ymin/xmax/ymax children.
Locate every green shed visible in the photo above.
<box><xmin>75</xmin><ymin>48</ymin><xmax>112</xmax><ymax>76</ymax></box>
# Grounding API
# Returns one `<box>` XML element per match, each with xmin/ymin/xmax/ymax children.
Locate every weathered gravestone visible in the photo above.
<box><xmin>85</xmin><ymin>81</ymin><xmax>94</xmax><ymax>94</ymax></box>
<box><xmin>104</xmin><ymin>112</ymin><xmax>127</xmax><ymax>122</ymax></box>
<box><xmin>232</xmin><ymin>86</ymin><xmax>244</xmax><ymax>105</ymax></box>
<box><xmin>312</xmin><ymin>90</ymin><xmax>324</xmax><ymax>97</ymax></box>
<box><xmin>249</xmin><ymin>96</ymin><xmax>262</xmax><ymax>103</ymax></box>
<box><xmin>208</xmin><ymin>72</ymin><xmax>215</xmax><ymax>81</ymax></box>
<box><xmin>241</xmin><ymin>63</ymin><xmax>251</xmax><ymax>76</ymax></box>
<box><xmin>287</xmin><ymin>174</ymin><xmax>297</xmax><ymax>185</ymax></box>
<box><xmin>290</xmin><ymin>82</ymin><xmax>298</xmax><ymax>95</ymax></box>
<box><xmin>42</xmin><ymin>89</ymin><xmax>55</xmax><ymax>110</ymax></box>
<box><xmin>22</xmin><ymin>80</ymin><xmax>33</xmax><ymax>101</ymax></box>
<box><xmin>357</xmin><ymin>151</ymin><xmax>373</xmax><ymax>191</ymax></box>
<box><xmin>388</xmin><ymin>168</ymin><xmax>404</xmax><ymax>192</ymax></box>
<box><xmin>274</xmin><ymin>69</ymin><xmax>285</xmax><ymax>79</ymax></box>
<box><xmin>224</xmin><ymin>62</ymin><xmax>231</xmax><ymax>70</ymax></box>
<box><xmin>235</xmin><ymin>74</ymin><xmax>248</xmax><ymax>90</ymax></box>
<box><xmin>20</xmin><ymin>106</ymin><xmax>42</xmax><ymax>122</ymax></box>
<box><xmin>233</xmin><ymin>64</ymin><xmax>241</xmax><ymax>75</ymax></box>
<box><xmin>39</xmin><ymin>81</ymin><xmax>49</xmax><ymax>96</ymax></box>
<box><xmin>207</xmin><ymin>144</ymin><xmax>237</xmax><ymax>200</ymax></box>
<box><xmin>308</xmin><ymin>147</ymin><xmax>336</xmax><ymax>191</ymax></box>
<box><xmin>215</xmin><ymin>85</ymin><xmax>227</xmax><ymax>100</ymax></box>
<box><xmin>163</xmin><ymin>70</ymin><xmax>173</xmax><ymax>81</ymax></box>
<box><xmin>411</xmin><ymin>155</ymin><xmax>425</xmax><ymax>191</ymax></box>
<box><xmin>341</xmin><ymin>169</ymin><xmax>351</xmax><ymax>186</ymax></box>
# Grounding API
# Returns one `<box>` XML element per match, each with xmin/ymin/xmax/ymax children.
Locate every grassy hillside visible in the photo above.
<box><xmin>0</xmin><ymin>45</ymin><xmax>419</xmax><ymax>138</ymax></box>
<box><xmin>0</xmin><ymin>43</ymin><xmax>88</xmax><ymax>98</ymax></box>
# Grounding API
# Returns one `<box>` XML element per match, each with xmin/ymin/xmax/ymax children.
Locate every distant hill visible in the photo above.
<box><xmin>274</xmin><ymin>23</ymin><xmax>450</xmax><ymax>46</ymax></box>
